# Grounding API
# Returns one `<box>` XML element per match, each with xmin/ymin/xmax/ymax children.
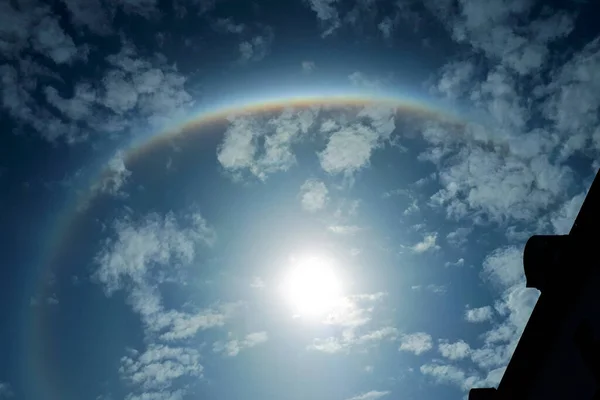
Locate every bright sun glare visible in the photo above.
<box><xmin>282</xmin><ymin>255</ymin><xmax>343</xmax><ymax>318</ymax></box>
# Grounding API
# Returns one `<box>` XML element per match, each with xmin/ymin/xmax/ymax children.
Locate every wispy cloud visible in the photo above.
<box><xmin>346</xmin><ymin>390</ymin><xmax>390</xmax><ymax>400</ymax></box>
<box><xmin>238</xmin><ymin>28</ymin><xmax>274</xmax><ymax>63</ymax></box>
<box><xmin>302</xmin><ymin>61</ymin><xmax>316</xmax><ymax>73</ymax></box>
<box><xmin>120</xmin><ymin>345</ymin><xmax>202</xmax><ymax>391</ymax></box>
<box><xmin>309</xmin><ymin>293</ymin><xmax>395</xmax><ymax>354</ymax></box>
<box><xmin>213</xmin><ymin>331</ymin><xmax>269</xmax><ymax>357</ymax></box>
<box><xmin>328</xmin><ymin>225</ymin><xmax>361</xmax><ymax>235</ymax></box>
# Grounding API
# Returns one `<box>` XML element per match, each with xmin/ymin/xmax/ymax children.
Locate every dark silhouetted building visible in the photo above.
<box><xmin>470</xmin><ymin>169</ymin><xmax>600</xmax><ymax>400</ymax></box>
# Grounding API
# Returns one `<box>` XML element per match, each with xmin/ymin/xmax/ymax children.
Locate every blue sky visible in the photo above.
<box><xmin>1</xmin><ymin>0</ymin><xmax>600</xmax><ymax>400</ymax></box>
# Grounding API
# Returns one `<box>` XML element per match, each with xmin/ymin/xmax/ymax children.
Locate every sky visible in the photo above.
<box><xmin>1</xmin><ymin>0</ymin><xmax>600</xmax><ymax>399</ymax></box>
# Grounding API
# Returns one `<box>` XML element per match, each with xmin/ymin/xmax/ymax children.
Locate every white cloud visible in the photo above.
<box><xmin>95</xmin><ymin>211</ymin><xmax>215</xmax><ymax>293</ymax></box>
<box><xmin>304</xmin><ymin>0</ymin><xmax>341</xmax><ymax>36</ymax></box>
<box><xmin>217</xmin><ymin>109</ymin><xmax>317</xmax><ymax>180</ymax></box>
<box><xmin>431</xmin><ymin>147</ymin><xmax>572</xmax><ymax>223</ymax></box>
<box><xmin>87</xmin><ymin>151</ymin><xmax>132</xmax><ymax>200</ymax></box>
<box><xmin>429</xmin><ymin>0</ymin><xmax>574</xmax><ymax>75</ymax></box>
<box><xmin>465</xmin><ymin>306</ymin><xmax>493</xmax><ymax>323</ymax></box>
<box><xmin>120</xmin><ymin>345</ymin><xmax>202</xmax><ymax>391</ymax></box>
<box><xmin>550</xmin><ymin>192</ymin><xmax>585</xmax><ymax>234</ymax></box>
<box><xmin>420</xmin><ymin>363</ymin><xmax>470</xmax><ymax>390</ymax></box>
<box><xmin>308</xmin><ymin>337</ymin><xmax>346</xmax><ymax>354</ymax></box>
<box><xmin>542</xmin><ymin>37</ymin><xmax>600</xmax><ymax>144</ymax></box>
<box><xmin>482</xmin><ymin>246</ymin><xmax>524</xmax><ymax>289</ymax></box>
<box><xmin>438</xmin><ymin>340</ymin><xmax>471</xmax><ymax>360</ymax></box>
<box><xmin>213</xmin><ymin>331</ymin><xmax>269</xmax><ymax>357</ymax></box>
<box><xmin>323</xmin><ymin>293</ymin><xmax>385</xmax><ymax>329</ymax></box>
<box><xmin>398</xmin><ymin>332</ymin><xmax>433</xmax><ymax>355</ymax></box>
<box><xmin>92</xmin><ymin>210</ymin><xmax>237</xmax><ymax>344</ymax></box>
<box><xmin>444</xmin><ymin>258</ymin><xmax>465</xmax><ymax>267</ymax></box>
<box><xmin>445</xmin><ymin>227</ymin><xmax>472</xmax><ymax>248</ymax></box>
<box><xmin>320</xmin><ymin>123</ymin><xmax>381</xmax><ymax>175</ymax></box>
<box><xmin>378</xmin><ymin>16</ymin><xmax>396</xmax><ymax>39</ymax></box>
<box><xmin>31</xmin><ymin>15</ymin><xmax>85</xmax><ymax>64</ymax></box>
<box><xmin>217</xmin><ymin>116</ymin><xmax>260</xmax><ymax>173</ymax></box>
<box><xmin>300</xmin><ymin>179</ymin><xmax>329</xmax><ymax>212</ymax></box>
<box><xmin>125</xmin><ymin>390</ymin><xmax>184</xmax><ymax>400</ymax></box>
<box><xmin>319</xmin><ymin>104</ymin><xmax>395</xmax><ymax>175</ymax></box>
<box><xmin>403</xmin><ymin>199</ymin><xmax>419</xmax><ymax>216</ymax></box>
<box><xmin>346</xmin><ymin>390</ymin><xmax>390</xmax><ymax>400</ymax></box>
<box><xmin>411</xmin><ymin>233</ymin><xmax>440</xmax><ymax>253</ymax></box>
<box><xmin>239</xmin><ymin>30</ymin><xmax>273</xmax><ymax>63</ymax></box>
<box><xmin>328</xmin><ymin>225</ymin><xmax>361</xmax><ymax>235</ymax></box>
<box><xmin>348</xmin><ymin>72</ymin><xmax>383</xmax><ymax>92</ymax></box>
<box><xmin>1</xmin><ymin>35</ymin><xmax>193</xmax><ymax>143</ymax></box>
<box><xmin>309</xmin><ymin>294</ymin><xmax>393</xmax><ymax>353</ymax></box>
<box><xmin>355</xmin><ymin>327</ymin><xmax>399</xmax><ymax>345</ymax></box>
<box><xmin>420</xmin><ymin>362</ymin><xmax>505</xmax><ymax>392</ymax></box>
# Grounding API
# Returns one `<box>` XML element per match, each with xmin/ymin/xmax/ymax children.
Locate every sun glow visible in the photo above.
<box><xmin>282</xmin><ymin>255</ymin><xmax>343</xmax><ymax>318</ymax></box>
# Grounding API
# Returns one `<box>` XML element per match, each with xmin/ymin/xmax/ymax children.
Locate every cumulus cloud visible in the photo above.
<box><xmin>213</xmin><ymin>331</ymin><xmax>269</xmax><ymax>357</ymax></box>
<box><xmin>92</xmin><ymin>210</ymin><xmax>240</xmax><ymax>344</ymax></box>
<box><xmin>346</xmin><ymin>390</ymin><xmax>390</xmax><ymax>400</ymax></box>
<box><xmin>482</xmin><ymin>246</ymin><xmax>524</xmax><ymax>289</ymax></box>
<box><xmin>420</xmin><ymin>362</ymin><xmax>505</xmax><ymax>392</ymax></box>
<box><xmin>427</xmin><ymin>0</ymin><xmax>574</xmax><ymax>75</ymax></box>
<box><xmin>319</xmin><ymin>105</ymin><xmax>395</xmax><ymax>175</ymax></box>
<box><xmin>300</xmin><ymin>179</ymin><xmax>329</xmax><ymax>212</ymax></box>
<box><xmin>95</xmin><ymin>211</ymin><xmax>215</xmax><ymax>293</ymax></box>
<box><xmin>31</xmin><ymin>15</ymin><xmax>86</xmax><ymax>64</ymax></box>
<box><xmin>465</xmin><ymin>306</ymin><xmax>494</xmax><ymax>323</ymax></box>
<box><xmin>438</xmin><ymin>340</ymin><xmax>471</xmax><ymax>360</ymax></box>
<box><xmin>430</xmin><ymin>147</ymin><xmax>572</xmax><ymax>223</ymax></box>
<box><xmin>320</xmin><ymin>123</ymin><xmax>381</xmax><ymax>174</ymax></box>
<box><xmin>217</xmin><ymin>108</ymin><xmax>317</xmax><ymax>180</ymax></box>
<box><xmin>411</xmin><ymin>233</ymin><xmax>440</xmax><ymax>253</ymax></box>
<box><xmin>1</xmin><ymin>33</ymin><xmax>194</xmax><ymax>143</ymax></box>
<box><xmin>398</xmin><ymin>332</ymin><xmax>433</xmax><ymax>355</ymax></box>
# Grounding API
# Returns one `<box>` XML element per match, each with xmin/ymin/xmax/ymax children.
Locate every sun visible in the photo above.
<box><xmin>282</xmin><ymin>255</ymin><xmax>343</xmax><ymax>318</ymax></box>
